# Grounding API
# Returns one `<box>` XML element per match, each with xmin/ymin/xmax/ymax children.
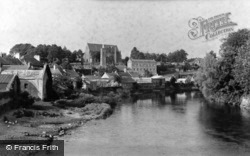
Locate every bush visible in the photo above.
<box><xmin>11</xmin><ymin>92</ymin><xmax>35</xmax><ymax>109</ymax></box>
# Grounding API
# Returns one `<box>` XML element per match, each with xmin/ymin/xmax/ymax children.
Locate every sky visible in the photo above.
<box><xmin>0</xmin><ymin>0</ymin><xmax>250</xmax><ymax>58</ymax></box>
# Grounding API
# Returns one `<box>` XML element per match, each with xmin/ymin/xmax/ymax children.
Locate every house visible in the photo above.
<box><xmin>21</xmin><ymin>55</ymin><xmax>43</xmax><ymax>69</ymax></box>
<box><xmin>84</xmin><ymin>43</ymin><xmax>121</xmax><ymax>66</ymax></box>
<box><xmin>0</xmin><ymin>64</ymin><xmax>53</xmax><ymax>100</ymax></box>
<box><xmin>1</xmin><ymin>53</ymin><xmax>23</xmax><ymax>65</ymax></box>
<box><xmin>127</xmin><ymin>58</ymin><xmax>157</xmax><ymax>75</ymax></box>
<box><xmin>64</xmin><ymin>69</ymin><xmax>80</xmax><ymax>89</ymax></box>
<box><xmin>70</xmin><ymin>62</ymin><xmax>83</xmax><ymax>70</ymax></box>
<box><xmin>189</xmin><ymin>58</ymin><xmax>203</xmax><ymax>66</ymax></box>
<box><xmin>81</xmin><ymin>75</ymin><xmax>102</xmax><ymax>90</ymax></box>
<box><xmin>50</xmin><ymin>65</ymin><xmax>64</xmax><ymax>78</ymax></box>
<box><xmin>119</xmin><ymin>72</ymin><xmax>136</xmax><ymax>90</ymax></box>
<box><xmin>176</xmin><ymin>78</ymin><xmax>187</xmax><ymax>83</ymax></box>
<box><xmin>151</xmin><ymin>75</ymin><xmax>165</xmax><ymax>89</ymax></box>
<box><xmin>101</xmin><ymin>72</ymin><xmax>120</xmax><ymax>87</ymax></box>
<box><xmin>101</xmin><ymin>72</ymin><xmax>118</xmax><ymax>79</ymax></box>
<box><xmin>0</xmin><ymin>74</ymin><xmax>20</xmax><ymax>93</ymax></box>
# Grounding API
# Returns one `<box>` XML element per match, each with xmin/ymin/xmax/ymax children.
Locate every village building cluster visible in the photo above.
<box><xmin>0</xmin><ymin>43</ymin><xmax>200</xmax><ymax>106</ymax></box>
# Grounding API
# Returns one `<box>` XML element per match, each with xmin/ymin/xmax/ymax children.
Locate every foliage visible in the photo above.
<box><xmin>122</xmin><ymin>56</ymin><xmax>129</xmax><ymax>66</ymax></box>
<box><xmin>195</xmin><ymin>52</ymin><xmax>218</xmax><ymax>101</ymax></box>
<box><xmin>52</xmin><ymin>75</ymin><xmax>74</xmax><ymax>98</ymax></box>
<box><xmin>130</xmin><ymin>47</ymin><xmax>188</xmax><ymax>63</ymax></box>
<box><xmin>61</xmin><ymin>58</ymin><xmax>73</xmax><ymax>70</ymax></box>
<box><xmin>195</xmin><ymin>29</ymin><xmax>250</xmax><ymax>106</ymax></box>
<box><xmin>9</xmin><ymin>43</ymin><xmax>35</xmax><ymax>56</ymax></box>
<box><xmin>9</xmin><ymin>43</ymin><xmax>83</xmax><ymax>64</ymax></box>
<box><xmin>12</xmin><ymin>91</ymin><xmax>35</xmax><ymax>108</ymax></box>
<box><xmin>144</xmin><ymin>69</ymin><xmax>153</xmax><ymax>77</ymax></box>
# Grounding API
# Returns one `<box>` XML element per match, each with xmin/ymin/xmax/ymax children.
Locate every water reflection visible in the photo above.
<box><xmin>199</xmin><ymin>102</ymin><xmax>250</xmax><ymax>146</ymax></box>
<box><xmin>65</xmin><ymin>91</ymin><xmax>250</xmax><ymax>156</ymax></box>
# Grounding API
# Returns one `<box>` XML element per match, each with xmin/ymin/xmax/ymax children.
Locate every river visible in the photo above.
<box><xmin>64</xmin><ymin>91</ymin><xmax>250</xmax><ymax>156</ymax></box>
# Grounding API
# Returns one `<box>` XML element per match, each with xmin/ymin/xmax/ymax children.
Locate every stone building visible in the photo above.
<box><xmin>0</xmin><ymin>64</ymin><xmax>53</xmax><ymax>100</ymax></box>
<box><xmin>127</xmin><ymin>59</ymin><xmax>157</xmax><ymax>76</ymax></box>
<box><xmin>0</xmin><ymin>74</ymin><xmax>20</xmax><ymax>93</ymax></box>
<box><xmin>84</xmin><ymin>43</ymin><xmax>121</xmax><ymax>67</ymax></box>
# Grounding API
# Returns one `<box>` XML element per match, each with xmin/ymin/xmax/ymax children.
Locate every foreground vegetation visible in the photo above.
<box><xmin>195</xmin><ymin>29</ymin><xmax>250</xmax><ymax>106</ymax></box>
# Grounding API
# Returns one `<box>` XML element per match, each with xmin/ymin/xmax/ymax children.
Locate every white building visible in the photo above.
<box><xmin>127</xmin><ymin>59</ymin><xmax>157</xmax><ymax>75</ymax></box>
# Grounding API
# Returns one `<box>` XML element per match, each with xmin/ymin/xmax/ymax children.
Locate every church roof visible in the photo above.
<box><xmin>87</xmin><ymin>43</ymin><xmax>118</xmax><ymax>52</ymax></box>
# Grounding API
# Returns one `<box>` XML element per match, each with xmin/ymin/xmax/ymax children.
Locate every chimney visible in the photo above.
<box><xmin>34</xmin><ymin>55</ymin><xmax>40</xmax><ymax>61</ymax></box>
<box><xmin>124</xmin><ymin>67</ymin><xmax>127</xmax><ymax>73</ymax></box>
<box><xmin>114</xmin><ymin>46</ymin><xmax>117</xmax><ymax>64</ymax></box>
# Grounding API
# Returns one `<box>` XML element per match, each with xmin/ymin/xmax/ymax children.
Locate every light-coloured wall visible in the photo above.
<box><xmin>129</xmin><ymin>60</ymin><xmax>157</xmax><ymax>75</ymax></box>
<box><xmin>84</xmin><ymin>46</ymin><xmax>90</xmax><ymax>63</ymax></box>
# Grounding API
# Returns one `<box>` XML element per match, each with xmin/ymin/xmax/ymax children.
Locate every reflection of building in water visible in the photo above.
<box><xmin>185</xmin><ymin>92</ymin><xmax>192</xmax><ymax>100</ymax></box>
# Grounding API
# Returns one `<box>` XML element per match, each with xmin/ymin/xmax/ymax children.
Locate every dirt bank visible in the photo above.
<box><xmin>0</xmin><ymin>101</ymin><xmax>112</xmax><ymax>140</ymax></box>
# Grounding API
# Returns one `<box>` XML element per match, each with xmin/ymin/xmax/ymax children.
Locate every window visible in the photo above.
<box><xmin>24</xmin><ymin>83</ymin><xmax>28</xmax><ymax>89</ymax></box>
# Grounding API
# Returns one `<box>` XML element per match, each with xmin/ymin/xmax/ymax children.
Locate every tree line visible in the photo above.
<box><xmin>9</xmin><ymin>43</ymin><xmax>83</xmax><ymax>65</ymax></box>
<box><xmin>130</xmin><ymin>47</ymin><xmax>188</xmax><ymax>62</ymax></box>
<box><xmin>195</xmin><ymin>29</ymin><xmax>250</xmax><ymax>106</ymax></box>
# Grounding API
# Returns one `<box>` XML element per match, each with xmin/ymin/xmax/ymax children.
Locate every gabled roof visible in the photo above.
<box><xmin>0</xmin><ymin>57</ymin><xmax>10</xmax><ymax>65</ymax></box>
<box><xmin>22</xmin><ymin>55</ymin><xmax>43</xmax><ymax>67</ymax></box>
<box><xmin>0</xmin><ymin>74</ymin><xmax>16</xmax><ymax>92</ymax></box>
<box><xmin>50</xmin><ymin>68</ymin><xmax>63</xmax><ymax>76</ymax></box>
<box><xmin>128</xmin><ymin>71</ymin><xmax>140</xmax><ymax>78</ymax></box>
<box><xmin>1</xmin><ymin>65</ymin><xmax>30</xmax><ymax>71</ymax></box>
<box><xmin>101</xmin><ymin>72</ymin><xmax>118</xmax><ymax>79</ymax></box>
<box><xmin>121</xmin><ymin>77</ymin><xmax>136</xmax><ymax>84</ymax></box>
<box><xmin>87</xmin><ymin>43</ymin><xmax>118</xmax><ymax>52</ymax></box>
<box><xmin>65</xmin><ymin>69</ymin><xmax>80</xmax><ymax>78</ymax></box>
<box><xmin>119</xmin><ymin>72</ymin><xmax>131</xmax><ymax>78</ymax></box>
<box><xmin>1</xmin><ymin>64</ymin><xmax>50</xmax><ymax>80</ymax></box>
<box><xmin>82</xmin><ymin>75</ymin><xmax>101</xmax><ymax>80</ymax></box>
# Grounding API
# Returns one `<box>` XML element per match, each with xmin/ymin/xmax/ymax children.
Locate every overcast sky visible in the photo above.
<box><xmin>0</xmin><ymin>0</ymin><xmax>249</xmax><ymax>58</ymax></box>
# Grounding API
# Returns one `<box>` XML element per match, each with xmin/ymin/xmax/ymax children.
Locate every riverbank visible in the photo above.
<box><xmin>0</xmin><ymin>100</ymin><xmax>113</xmax><ymax>140</ymax></box>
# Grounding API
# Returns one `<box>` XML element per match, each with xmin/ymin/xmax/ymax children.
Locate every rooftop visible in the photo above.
<box><xmin>1</xmin><ymin>65</ymin><xmax>30</xmax><ymax>71</ymax></box>
<box><xmin>0</xmin><ymin>74</ymin><xmax>15</xmax><ymax>92</ymax></box>
<box><xmin>87</xmin><ymin>43</ymin><xmax>118</xmax><ymax>52</ymax></box>
<box><xmin>22</xmin><ymin>55</ymin><xmax>43</xmax><ymax>67</ymax></box>
<box><xmin>130</xmin><ymin>59</ymin><xmax>156</xmax><ymax>63</ymax></box>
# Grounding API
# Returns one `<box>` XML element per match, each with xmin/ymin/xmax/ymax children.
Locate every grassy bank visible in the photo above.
<box><xmin>0</xmin><ymin>89</ymin><xmax>131</xmax><ymax>140</ymax></box>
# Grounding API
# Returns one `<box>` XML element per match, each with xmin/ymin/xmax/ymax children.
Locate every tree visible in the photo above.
<box><xmin>167</xmin><ymin>49</ymin><xmax>188</xmax><ymax>62</ymax></box>
<box><xmin>144</xmin><ymin>69</ymin><xmax>153</xmax><ymax>77</ymax></box>
<box><xmin>195</xmin><ymin>29</ymin><xmax>250</xmax><ymax>105</ymax></box>
<box><xmin>9</xmin><ymin>43</ymin><xmax>35</xmax><ymax>56</ymax></box>
<box><xmin>195</xmin><ymin>52</ymin><xmax>218</xmax><ymax>100</ymax></box>
<box><xmin>122</xmin><ymin>57</ymin><xmax>129</xmax><ymax>66</ymax></box>
<box><xmin>61</xmin><ymin>58</ymin><xmax>72</xmax><ymax>70</ymax></box>
<box><xmin>130</xmin><ymin>47</ymin><xmax>141</xmax><ymax>59</ymax></box>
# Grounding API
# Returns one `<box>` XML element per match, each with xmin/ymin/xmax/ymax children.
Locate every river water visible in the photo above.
<box><xmin>64</xmin><ymin>91</ymin><xmax>250</xmax><ymax>156</ymax></box>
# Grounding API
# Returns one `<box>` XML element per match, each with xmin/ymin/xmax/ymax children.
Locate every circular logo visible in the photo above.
<box><xmin>6</xmin><ymin>145</ymin><xmax>12</xmax><ymax>150</ymax></box>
